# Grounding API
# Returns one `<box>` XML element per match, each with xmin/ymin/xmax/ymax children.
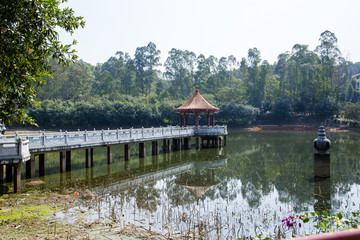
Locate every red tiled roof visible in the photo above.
<box><xmin>174</xmin><ymin>86</ymin><xmax>220</xmax><ymax>113</ymax></box>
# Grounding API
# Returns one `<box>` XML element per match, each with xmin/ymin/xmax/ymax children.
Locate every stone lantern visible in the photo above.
<box><xmin>313</xmin><ymin>125</ymin><xmax>331</xmax><ymax>154</ymax></box>
<box><xmin>313</xmin><ymin>125</ymin><xmax>331</xmax><ymax>178</ymax></box>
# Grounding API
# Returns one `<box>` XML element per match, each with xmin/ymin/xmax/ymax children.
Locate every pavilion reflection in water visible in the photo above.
<box><xmin>175</xmin><ymin>157</ymin><xmax>226</xmax><ymax>203</ymax></box>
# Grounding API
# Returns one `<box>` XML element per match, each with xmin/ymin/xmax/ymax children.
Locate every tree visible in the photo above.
<box><xmin>315</xmin><ymin>30</ymin><xmax>341</xmax><ymax>98</ymax></box>
<box><xmin>134</xmin><ymin>42</ymin><xmax>161</xmax><ymax>95</ymax></box>
<box><xmin>0</xmin><ymin>0</ymin><xmax>85</xmax><ymax>125</ymax></box>
<box><xmin>164</xmin><ymin>48</ymin><xmax>196</xmax><ymax>98</ymax></box>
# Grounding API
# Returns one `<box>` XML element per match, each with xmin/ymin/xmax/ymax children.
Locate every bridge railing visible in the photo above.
<box><xmin>0</xmin><ymin>125</ymin><xmax>227</xmax><ymax>150</ymax></box>
<box><xmin>0</xmin><ymin>138</ymin><xmax>31</xmax><ymax>163</ymax></box>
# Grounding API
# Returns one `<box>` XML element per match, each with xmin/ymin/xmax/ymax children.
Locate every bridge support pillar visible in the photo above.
<box><xmin>152</xmin><ymin>141</ymin><xmax>159</xmax><ymax>155</ymax></box>
<box><xmin>66</xmin><ymin>151</ymin><xmax>71</xmax><ymax>172</ymax></box>
<box><xmin>173</xmin><ymin>138</ymin><xmax>178</xmax><ymax>151</ymax></box>
<box><xmin>0</xmin><ymin>164</ymin><xmax>4</xmax><ymax>181</ymax></box>
<box><xmin>162</xmin><ymin>139</ymin><xmax>167</xmax><ymax>153</ymax></box>
<box><xmin>215</xmin><ymin>137</ymin><xmax>219</xmax><ymax>148</ymax></box>
<box><xmin>178</xmin><ymin>139</ymin><xmax>182</xmax><ymax>151</ymax></box>
<box><xmin>139</xmin><ymin>142</ymin><xmax>145</xmax><ymax>158</ymax></box>
<box><xmin>60</xmin><ymin>151</ymin><xmax>66</xmax><ymax>173</ymax></box>
<box><xmin>6</xmin><ymin>165</ymin><xmax>12</xmax><ymax>182</ymax></box>
<box><xmin>196</xmin><ymin>137</ymin><xmax>199</xmax><ymax>149</ymax></box>
<box><xmin>26</xmin><ymin>154</ymin><xmax>36</xmax><ymax>178</ymax></box>
<box><xmin>224</xmin><ymin>136</ymin><xmax>226</xmax><ymax>147</ymax></box>
<box><xmin>167</xmin><ymin>139</ymin><xmax>171</xmax><ymax>153</ymax></box>
<box><xmin>107</xmin><ymin>146</ymin><xmax>112</xmax><ymax>164</ymax></box>
<box><xmin>39</xmin><ymin>154</ymin><xmax>45</xmax><ymax>177</ymax></box>
<box><xmin>184</xmin><ymin>137</ymin><xmax>191</xmax><ymax>150</ymax></box>
<box><xmin>124</xmin><ymin>144</ymin><xmax>130</xmax><ymax>161</ymax></box>
<box><xmin>14</xmin><ymin>163</ymin><xmax>21</xmax><ymax>193</ymax></box>
<box><xmin>85</xmin><ymin>149</ymin><xmax>92</xmax><ymax>168</ymax></box>
<box><xmin>91</xmin><ymin>148</ymin><xmax>94</xmax><ymax>166</ymax></box>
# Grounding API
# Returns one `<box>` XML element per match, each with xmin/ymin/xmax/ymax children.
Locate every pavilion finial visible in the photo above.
<box><xmin>195</xmin><ymin>86</ymin><xmax>199</xmax><ymax>92</ymax></box>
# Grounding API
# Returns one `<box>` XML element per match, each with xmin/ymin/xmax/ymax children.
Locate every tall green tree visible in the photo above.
<box><xmin>0</xmin><ymin>0</ymin><xmax>85</xmax><ymax>125</ymax></box>
<box><xmin>134</xmin><ymin>42</ymin><xmax>161</xmax><ymax>95</ymax></box>
<box><xmin>315</xmin><ymin>30</ymin><xmax>341</xmax><ymax>98</ymax></box>
<box><xmin>164</xmin><ymin>48</ymin><xmax>196</xmax><ymax>98</ymax></box>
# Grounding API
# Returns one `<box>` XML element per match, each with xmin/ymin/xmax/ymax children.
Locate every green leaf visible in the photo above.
<box><xmin>323</xmin><ymin>210</ymin><xmax>329</xmax><ymax>217</ymax></box>
<box><xmin>337</xmin><ymin>212</ymin><xmax>343</xmax><ymax>220</ymax></box>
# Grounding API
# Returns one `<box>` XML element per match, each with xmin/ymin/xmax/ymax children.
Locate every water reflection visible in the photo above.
<box><xmin>175</xmin><ymin>159</ymin><xmax>225</xmax><ymax>204</ymax></box>
<box><xmin>4</xmin><ymin>130</ymin><xmax>360</xmax><ymax>238</ymax></box>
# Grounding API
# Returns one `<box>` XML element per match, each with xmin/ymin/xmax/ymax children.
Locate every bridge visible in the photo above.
<box><xmin>0</xmin><ymin>125</ymin><xmax>227</xmax><ymax>193</ymax></box>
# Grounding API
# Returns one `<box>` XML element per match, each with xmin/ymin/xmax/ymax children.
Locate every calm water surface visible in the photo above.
<box><xmin>5</xmin><ymin>130</ymin><xmax>360</xmax><ymax>238</ymax></box>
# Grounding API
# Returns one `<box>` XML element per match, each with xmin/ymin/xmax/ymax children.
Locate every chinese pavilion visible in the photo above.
<box><xmin>174</xmin><ymin>86</ymin><xmax>220</xmax><ymax>128</ymax></box>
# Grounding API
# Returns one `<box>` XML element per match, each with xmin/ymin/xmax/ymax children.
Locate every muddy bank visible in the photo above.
<box><xmin>0</xmin><ymin>189</ymin><xmax>171</xmax><ymax>240</ymax></box>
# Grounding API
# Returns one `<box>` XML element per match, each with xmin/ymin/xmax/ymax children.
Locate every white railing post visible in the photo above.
<box><xmin>130</xmin><ymin>128</ymin><xmax>132</xmax><ymax>138</ymax></box>
<box><xmin>84</xmin><ymin>130</ymin><xmax>87</xmax><ymax>142</ymax></box>
<box><xmin>142</xmin><ymin>127</ymin><xmax>144</xmax><ymax>137</ymax></box>
<box><xmin>162</xmin><ymin>127</ymin><xmax>164</xmax><ymax>135</ymax></box>
<box><xmin>116</xmin><ymin>128</ymin><xmax>119</xmax><ymax>140</ymax></box>
<box><xmin>101</xmin><ymin>129</ymin><xmax>104</xmax><ymax>141</ymax></box>
<box><xmin>42</xmin><ymin>131</ymin><xmax>46</xmax><ymax>146</ymax></box>
<box><xmin>65</xmin><ymin>131</ymin><xmax>68</xmax><ymax>144</ymax></box>
<box><xmin>152</xmin><ymin>127</ymin><xmax>154</xmax><ymax>136</ymax></box>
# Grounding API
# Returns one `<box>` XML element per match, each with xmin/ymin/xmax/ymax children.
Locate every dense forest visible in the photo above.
<box><xmin>29</xmin><ymin>31</ymin><xmax>360</xmax><ymax>129</ymax></box>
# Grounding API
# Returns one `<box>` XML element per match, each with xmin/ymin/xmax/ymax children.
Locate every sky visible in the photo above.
<box><xmin>60</xmin><ymin>0</ymin><xmax>360</xmax><ymax>66</ymax></box>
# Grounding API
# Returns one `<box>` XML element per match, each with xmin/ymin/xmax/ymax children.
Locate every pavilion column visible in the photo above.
<box><xmin>195</xmin><ymin>113</ymin><xmax>199</xmax><ymax>129</ymax></box>
<box><xmin>179</xmin><ymin>113</ymin><xmax>182</xmax><ymax>128</ymax></box>
<box><xmin>184</xmin><ymin>113</ymin><xmax>187</xmax><ymax>127</ymax></box>
<box><xmin>207</xmin><ymin>113</ymin><xmax>210</xmax><ymax>128</ymax></box>
<box><xmin>212</xmin><ymin>113</ymin><xmax>215</xmax><ymax>127</ymax></box>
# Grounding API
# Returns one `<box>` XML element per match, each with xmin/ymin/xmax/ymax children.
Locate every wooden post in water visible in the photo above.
<box><xmin>107</xmin><ymin>146</ymin><xmax>112</xmax><ymax>164</ymax></box>
<box><xmin>124</xmin><ymin>144</ymin><xmax>130</xmax><ymax>161</ymax></box>
<box><xmin>196</xmin><ymin>137</ymin><xmax>199</xmax><ymax>149</ymax></box>
<box><xmin>224</xmin><ymin>136</ymin><xmax>227</xmax><ymax>147</ymax></box>
<box><xmin>39</xmin><ymin>154</ymin><xmax>45</xmax><ymax>177</ymax></box>
<box><xmin>139</xmin><ymin>142</ymin><xmax>145</xmax><ymax>158</ymax></box>
<box><xmin>26</xmin><ymin>154</ymin><xmax>36</xmax><ymax>178</ymax></box>
<box><xmin>66</xmin><ymin>151</ymin><xmax>71</xmax><ymax>172</ymax></box>
<box><xmin>14</xmin><ymin>163</ymin><xmax>21</xmax><ymax>193</ymax></box>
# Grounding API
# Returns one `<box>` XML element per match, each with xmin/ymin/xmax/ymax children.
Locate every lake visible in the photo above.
<box><xmin>4</xmin><ymin>129</ymin><xmax>360</xmax><ymax>238</ymax></box>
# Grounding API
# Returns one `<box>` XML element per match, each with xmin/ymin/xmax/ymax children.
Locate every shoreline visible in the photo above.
<box><xmin>3</xmin><ymin>124</ymin><xmax>355</xmax><ymax>135</ymax></box>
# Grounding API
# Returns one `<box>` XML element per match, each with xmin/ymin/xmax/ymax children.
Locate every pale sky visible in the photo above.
<box><xmin>60</xmin><ymin>0</ymin><xmax>360</xmax><ymax>66</ymax></box>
